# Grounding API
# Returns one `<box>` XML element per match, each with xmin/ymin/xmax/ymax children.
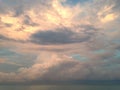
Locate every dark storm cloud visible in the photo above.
<box><xmin>31</xmin><ymin>27</ymin><xmax>96</xmax><ymax>45</ymax></box>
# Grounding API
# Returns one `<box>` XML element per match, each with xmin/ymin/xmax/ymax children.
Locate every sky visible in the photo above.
<box><xmin>0</xmin><ymin>0</ymin><xmax>120</xmax><ymax>84</ymax></box>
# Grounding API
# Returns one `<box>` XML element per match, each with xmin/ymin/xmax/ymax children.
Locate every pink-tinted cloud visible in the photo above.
<box><xmin>0</xmin><ymin>0</ymin><xmax>120</xmax><ymax>84</ymax></box>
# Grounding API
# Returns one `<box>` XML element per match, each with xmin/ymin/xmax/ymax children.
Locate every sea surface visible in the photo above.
<box><xmin>0</xmin><ymin>85</ymin><xmax>120</xmax><ymax>90</ymax></box>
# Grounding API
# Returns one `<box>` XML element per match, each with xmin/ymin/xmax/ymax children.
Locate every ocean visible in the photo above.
<box><xmin>0</xmin><ymin>85</ymin><xmax>120</xmax><ymax>90</ymax></box>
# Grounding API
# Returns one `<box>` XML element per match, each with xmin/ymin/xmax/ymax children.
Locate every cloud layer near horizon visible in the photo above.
<box><xmin>0</xmin><ymin>0</ymin><xmax>120</xmax><ymax>84</ymax></box>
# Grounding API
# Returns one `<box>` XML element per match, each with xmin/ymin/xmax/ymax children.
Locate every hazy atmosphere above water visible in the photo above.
<box><xmin>0</xmin><ymin>0</ymin><xmax>120</xmax><ymax>84</ymax></box>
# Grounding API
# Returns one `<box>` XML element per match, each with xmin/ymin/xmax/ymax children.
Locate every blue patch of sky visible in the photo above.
<box><xmin>93</xmin><ymin>49</ymin><xmax>106</xmax><ymax>54</ymax></box>
<box><xmin>101</xmin><ymin>65</ymin><xmax>118</xmax><ymax>71</ymax></box>
<box><xmin>101</xmin><ymin>50</ymin><xmax>120</xmax><ymax>69</ymax></box>
<box><xmin>114</xmin><ymin>50</ymin><xmax>120</xmax><ymax>58</ymax></box>
<box><xmin>112</xmin><ymin>39</ymin><xmax>120</xmax><ymax>44</ymax></box>
<box><xmin>1</xmin><ymin>0</ymin><xmax>18</xmax><ymax>6</ymax></box>
<box><xmin>102</xmin><ymin>62</ymin><xmax>120</xmax><ymax>69</ymax></box>
<box><xmin>62</xmin><ymin>0</ymin><xmax>92</xmax><ymax>6</ymax></box>
<box><xmin>0</xmin><ymin>48</ymin><xmax>16</xmax><ymax>57</ymax></box>
<box><xmin>0</xmin><ymin>63</ymin><xmax>21</xmax><ymax>73</ymax></box>
<box><xmin>10</xmin><ymin>55</ymin><xmax>36</xmax><ymax>67</ymax></box>
<box><xmin>71</xmin><ymin>54</ymin><xmax>88</xmax><ymax>61</ymax></box>
<box><xmin>0</xmin><ymin>48</ymin><xmax>36</xmax><ymax>67</ymax></box>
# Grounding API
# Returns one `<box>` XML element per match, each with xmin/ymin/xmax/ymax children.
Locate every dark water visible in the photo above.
<box><xmin>0</xmin><ymin>85</ymin><xmax>120</xmax><ymax>90</ymax></box>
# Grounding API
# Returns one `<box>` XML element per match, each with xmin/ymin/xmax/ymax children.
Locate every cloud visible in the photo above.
<box><xmin>0</xmin><ymin>0</ymin><xmax>90</xmax><ymax>41</ymax></box>
<box><xmin>0</xmin><ymin>50</ymin><xmax>120</xmax><ymax>84</ymax></box>
<box><xmin>31</xmin><ymin>26</ymin><xmax>97</xmax><ymax>45</ymax></box>
<box><xmin>0</xmin><ymin>58</ymin><xmax>5</xmax><ymax>63</ymax></box>
<box><xmin>0</xmin><ymin>0</ymin><xmax>120</xmax><ymax>84</ymax></box>
<box><xmin>0</xmin><ymin>58</ymin><xmax>23</xmax><ymax>67</ymax></box>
